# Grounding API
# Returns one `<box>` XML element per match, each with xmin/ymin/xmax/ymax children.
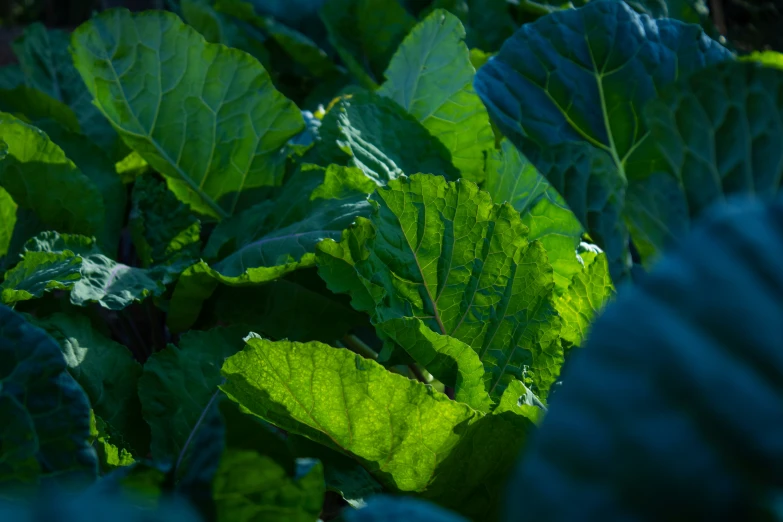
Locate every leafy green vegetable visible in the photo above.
<box><xmin>30</xmin><ymin>312</ymin><xmax>148</xmax><ymax>455</ymax></box>
<box><xmin>71</xmin><ymin>8</ymin><xmax>305</xmax><ymax>219</ymax></box>
<box><xmin>318</xmin><ymin>174</ymin><xmax>564</xmax><ymax>401</ymax></box>
<box><xmin>129</xmin><ymin>176</ymin><xmax>201</xmax><ymax>269</ymax></box>
<box><xmin>474</xmin><ymin>0</ymin><xmax>733</xmax><ymax>281</ymax></box>
<box><xmin>0</xmin><ymin>304</ymin><xmax>97</xmax><ymax>489</ymax></box>
<box><xmin>0</xmin><ymin>185</ymin><xmax>16</xmax><ymax>259</ymax></box>
<box><xmin>378</xmin><ymin>9</ymin><xmax>493</xmax><ymax>183</ymax></box>
<box><xmin>0</xmin><ymin>114</ymin><xmax>105</xmax><ymax>237</ymax></box>
<box><xmin>321</xmin><ymin>0</ymin><xmax>415</xmax><ymax>88</ymax></box>
<box><xmin>316</xmin><ymin>91</ymin><xmax>460</xmax><ymax>184</ymax></box>
<box><xmin>168</xmin><ymin>164</ymin><xmax>373</xmax><ymax>331</ymax></box>
<box><xmin>624</xmin><ymin>60</ymin><xmax>783</xmax><ymax>263</ymax></box>
<box><xmin>221</xmin><ymin>336</ymin><xmax>534</xmax><ymax>519</ymax></box>
<box><xmin>505</xmin><ymin>196</ymin><xmax>783</xmax><ymax>522</ymax></box>
<box><xmin>138</xmin><ymin>327</ymin><xmax>248</xmax><ymax>461</ymax></box>
<box><xmin>6</xmin><ymin>232</ymin><xmax>165</xmax><ymax>310</ymax></box>
<box><xmin>347</xmin><ymin>495</ymin><xmax>468</xmax><ymax>522</ymax></box>
<box><xmin>485</xmin><ymin>138</ymin><xmax>585</xmax><ymax>292</ymax></box>
<box><xmin>4</xmin><ymin>23</ymin><xmax>124</xmax><ymax>160</ymax></box>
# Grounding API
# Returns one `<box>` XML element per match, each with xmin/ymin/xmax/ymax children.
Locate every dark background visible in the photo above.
<box><xmin>1</xmin><ymin>0</ymin><xmax>781</xmax><ymax>67</ymax></box>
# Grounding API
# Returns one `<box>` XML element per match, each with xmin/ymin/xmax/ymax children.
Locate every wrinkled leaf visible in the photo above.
<box><xmin>221</xmin><ymin>337</ymin><xmax>534</xmax><ymax>519</ymax></box>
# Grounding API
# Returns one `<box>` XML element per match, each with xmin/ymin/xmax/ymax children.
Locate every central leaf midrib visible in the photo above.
<box><xmin>99</xmin><ymin>44</ymin><xmax>229</xmax><ymax>219</ymax></box>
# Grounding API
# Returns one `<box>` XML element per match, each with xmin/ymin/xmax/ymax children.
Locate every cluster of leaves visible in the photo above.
<box><xmin>1</xmin><ymin>0</ymin><xmax>782</xmax><ymax>521</ymax></box>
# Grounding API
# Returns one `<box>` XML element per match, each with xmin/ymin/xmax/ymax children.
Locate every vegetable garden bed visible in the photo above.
<box><xmin>1</xmin><ymin>1</ymin><xmax>782</xmax><ymax>521</ymax></box>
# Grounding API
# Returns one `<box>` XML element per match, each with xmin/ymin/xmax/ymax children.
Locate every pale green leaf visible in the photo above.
<box><xmin>221</xmin><ymin>337</ymin><xmax>534</xmax><ymax>519</ymax></box>
<box><xmin>1</xmin><ymin>251</ymin><xmax>82</xmax><ymax>305</ymax></box>
<box><xmin>485</xmin><ymin>139</ymin><xmax>585</xmax><ymax>292</ymax></box>
<box><xmin>0</xmin><ymin>185</ymin><xmax>15</xmax><ymax>258</ymax></box>
<box><xmin>378</xmin><ymin>9</ymin><xmax>493</xmax><ymax>183</ymax></box>
<box><xmin>24</xmin><ymin>232</ymin><xmax>165</xmax><ymax>310</ymax></box>
<box><xmin>71</xmin><ymin>9</ymin><xmax>305</xmax><ymax>219</ymax></box>
<box><xmin>555</xmin><ymin>252</ymin><xmax>614</xmax><ymax>348</ymax></box>
<box><xmin>0</xmin><ymin>113</ymin><xmax>105</xmax><ymax>237</ymax></box>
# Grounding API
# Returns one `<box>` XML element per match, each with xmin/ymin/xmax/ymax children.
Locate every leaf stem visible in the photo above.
<box><xmin>340</xmin><ymin>334</ymin><xmax>379</xmax><ymax>359</ymax></box>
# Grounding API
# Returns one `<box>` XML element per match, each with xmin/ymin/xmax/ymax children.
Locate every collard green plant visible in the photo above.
<box><xmin>3</xmin><ymin>1</ymin><xmax>783</xmax><ymax>521</ymax></box>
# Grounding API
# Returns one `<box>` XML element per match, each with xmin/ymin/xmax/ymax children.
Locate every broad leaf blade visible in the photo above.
<box><xmin>221</xmin><ymin>337</ymin><xmax>534</xmax><ymax>519</ymax></box>
<box><xmin>319</xmin><ymin>174</ymin><xmax>564</xmax><ymax>400</ymax></box>
<box><xmin>625</xmin><ymin>61</ymin><xmax>783</xmax><ymax>263</ymax></box>
<box><xmin>485</xmin><ymin>139</ymin><xmax>585</xmax><ymax>292</ymax></box>
<box><xmin>0</xmin><ymin>114</ymin><xmax>105</xmax><ymax>237</ymax></box>
<box><xmin>0</xmin><ymin>185</ymin><xmax>15</xmax><ymax>258</ymax></box>
<box><xmin>474</xmin><ymin>0</ymin><xmax>732</xmax><ymax>281</ymax></box>
<box><xmin>378</xmin><ymin>9</ymin><xmax>493</xmax><ymax>183</ymax></box>
<box><xmin>1</xmin><ymin>251</ymin><xmax>82</xmax><ymax>305</ymax></box>
<box><xmin>71</xmin><ymin>9</ymin><xmax>305</xmax><ymax>219</ymax></box>
<box><xmin>9</xmin><ymin>23</ymin><xmax>124</xmax><ymax>159</ymax></box>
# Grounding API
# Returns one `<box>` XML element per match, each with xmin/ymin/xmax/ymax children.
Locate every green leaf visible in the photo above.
<box><xmin>8</xmin><ymin>23</ymin><xmax>124</xmax><ymax>160</ymax></box>
<box><xmin>222</xmin><ymin>337</ymin><xmax>533</xmax><ymax>519</ymax></box>
<box><xmin>29</xmin><ymin>312</ymin><xmax>148</xmax><ymax>455</ymax></box>
<box><xmin>485</xmin><ymin>139</ymin><xmax>585</xmax><ymax>292</ymax></box>
<box><xmin>1</xmin><ymin>251</ymin><xmax>82</xmax><ymax>305</ymax></box>
<box><xmin>505</xmin><ymin>196</ymin><xmax>783</xmax><ymax>521</ymax></box>
<box><xmin>90</xmin><ymin>414</ymin><xmax>136</xmax><ymax>472</ymax></box>
<box><xmin>214</xmin><ymin>0</ymin><xmax>340</xmax><ymax>78</ymax></box>
<box><xmin>432</xmin><ymin>0</ymin><xmax>516</xmax><ymax>52</ymax></box>
<box><xmin>378</xmin><ymin>317</ymin><xmax>492</xmax><ymax>412</ymax></box>
<box><xmin>318</xmin><ymin>174</ymin><xmax>563</xmax><ymax>400</ymax></box>
<box><xmin>179</xmin><ymin>396</ymin><xmax>326</xmax><ymax>522</ymax></box>
<box><xmin>71</xmin><ymin>8</ymin><xmax>305</xmax><ymax>219</ymax></box>
<box><xmin>22</xmin><ymin>232</ymin><xmax>165</xmax><ymax>310</ymax></box>
<box><xmin>554</xmin><ymin>251</ymin><xmax>614</xmax><ymax>348</ymax></box>
<box><xmin>742</xmin><ymin>51</ymin><xmax>783</xmax><ymax>70</ymax></box>
<box><xmin>378</xmin><ymin>9</ymin><xmax>493</xmax><ymax>183</ymax></box>
<box><xmin>0</xmin><ymin>185</ymin><xmax>15</xmax><ymax>258</ymax></box>
<box><xmin>624</xmin><ymin>61</ymin><xmax>783</xmax><ymax>264</ymax></box>
<box><xmin>130</xmin><ymin>176</ymin><xmax>201</xmax><ymax>269</ymax></box>
<box><xmin>138</xmin><ymin>327</ymin><xmax>249</xmax><ymax>462</ymax></box>
<box><xmin>346</xmin><ymin>495</ymin><xmax>468</xmax><ymax>522</ymax></box>
<box><xmin>288</xmin><ymin>434</ymin><xmax>383</xmax><ymax>507</ymax></box>
<box><xmin>180</xmin><ymin>0</ymin><xmax>270</xmax><ymax>68</ymax></box>
<box><xmin>0</xmin><ymin>305</ymin><xmax>97</xmax><ymax>488</ymax></box>
<box><xmin>316</xmin><ymin>91</ymin><xmax>460</xmax><ymax>184</ymax></box>
<box><xmin>321</xmin><ymin>0</ymin><xmax>415</xmax><ymax>88</ymax></box>
<box><xmin>0</xmin><ymin>114</ymin><xmax>105</xmax><ymax>237</ymax></box>
<box><xmin>0</xmin><ymin>85</ymin><xmax>81</xmax><ymax>132</ymax></box>
<box><xmin>205</xmin><ymin>270</ymin><xmax>367</xmax><ymax>343</ymax></box>
<box><xmin>474</xmin><ymin>0</ymin><xmax>732</xmax><ymax>281</ymax></box>
<box><xmin>168</xmin><ymin>164</ymin><xmax>372</xmax><ymax>331</ymax></box>
<box><xmin>33</xmin><ymin>121</ymin><xmax>128</xmax><ymax>257</ymax></box>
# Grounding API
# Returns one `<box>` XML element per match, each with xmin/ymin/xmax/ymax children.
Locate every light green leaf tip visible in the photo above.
<box><xmin>379</xmin><ymin>9</ymin><xmax>494</xmax><ymax>183</ymax></box>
